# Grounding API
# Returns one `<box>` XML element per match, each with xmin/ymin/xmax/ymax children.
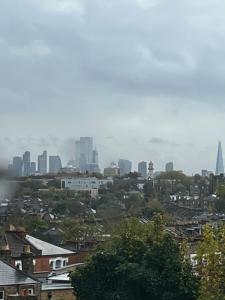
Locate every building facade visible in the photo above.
<box><xmin>38</xmin><ymin>151</ymin><xmax>47</xmax><ymax>175</ymax></box>
<box><xmin>138</xmin><ymin>161</ymin><xmax>147</xmax><ymax>178</ymax></box>
<box><xmin>12</xmin><ymin>156</ymin><xmax>23</xmax><ymax>177</ymax></box>
<box><xmin>30</xmin><ymin>162</ymin><xmax>36</xmax><ymax>175</ymax></box>
<box><xmin>61</xmin><ymin>177</ymin><xmax>113</xmax><ymax>196</ymax></box>
<box><xmin>118</xmin><ymin>159</ymin><xmax>132</xmax><ymax>176</ymax></box>
<box><xmin>23</xmin><ymin>151</ymin><xmax>31</xmax><ymax>177</ymax></box>
<box><xmin>49</xmin><ymin>156</ymin><xmax>62</xmax><ymax>174</ymax></box>
<box><xmin>75</xmin><ymin>137</ymin><xmax>100</xmax><ymax>173</ymax></box>
<box><xmin>165</xmin><ymin>162</ymin><xmax>174</xmax><ymax>172</ymax></box>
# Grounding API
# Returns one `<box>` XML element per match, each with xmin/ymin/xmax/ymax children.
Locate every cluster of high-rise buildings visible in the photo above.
<box><xmin>8</xmin><ymin>150</ymin><xmax>62</xmax><ymax>177</ymax></box>
<box><xmin>7</xmin><ymin>136</ymin><xmax>177</xmax><ymax>178</ymax></box>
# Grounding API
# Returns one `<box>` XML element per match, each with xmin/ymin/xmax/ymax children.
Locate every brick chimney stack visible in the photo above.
<box><xmin>21</xmin><ymin>245</ymin><xmax>34</xmax><ymax>275</ymax></box>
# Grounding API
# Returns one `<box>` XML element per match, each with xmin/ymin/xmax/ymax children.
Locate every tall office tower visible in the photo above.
<box><xmin>92</xmin><ymin>150</ymin><xmax>99</xmax><ymax>164</ymax></box>
<box><xmin>165</xmin><ymin>162</ymin><xmax>174</xmax><ymax>172</ymax></box>
<box><xmin>216</xmin><ymin>141</ymin><xmax>224</xmax><ymax>175</ymax></box>
<box><xmin>22</xmin><ymin>151</ymin><xmax>31</xmax><ymax>176</ymax></box>
<box><xmin>30</xmin><ymin>162</ymin><xmax>36</xmax><ymax>175</ymax></box>
<box><xmin>12</xmin><ymin>156</ymin><xmax>23</xmax><ymax>177</ymax></box>
<box><xmin>118</xmin><ymin>159</ymin><xmax>132</xmax><ymax>176</ymax></box>
<box><xmin>38</xmin><ymin>150</ymin><xmax>47</xmax><ymax>174</ymax></box>
<box><xmin>138</xmin><ymin>161</ymin><xmax>147</xmax><ymax>177</ymax></box>
<box><xmin>75</xmin><ymin>137</ymin><xmax>94</xmax><ymax>172</ymax></box>
<box><xmin>49</xmin><ymin>155</ymin><xmax>62</xmax><ymax>174</ymax></box>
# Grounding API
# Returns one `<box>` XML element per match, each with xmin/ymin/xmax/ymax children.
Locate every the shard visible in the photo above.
<box><xmin>216</xmin><ymin>141</ymin><xmax>224</xmax><ymax>175</ymax></box>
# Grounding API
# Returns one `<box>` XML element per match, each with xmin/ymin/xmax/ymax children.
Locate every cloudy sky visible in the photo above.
<box><xmin>1</xmin><ymin>0</ymin><xmax>225</xmax><ymax>173</ymax></box>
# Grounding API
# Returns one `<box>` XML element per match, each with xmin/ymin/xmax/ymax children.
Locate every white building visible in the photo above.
<box><xmin>61</xmin><ymin>177</ymin><xmax>113</xmax><ymax>197</ymax></box>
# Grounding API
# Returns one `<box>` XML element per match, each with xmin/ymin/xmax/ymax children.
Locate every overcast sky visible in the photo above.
<box><xmin>1</xmin><ymin>0</ymin><xmax>225</xmax><ymax>173</ymax></box>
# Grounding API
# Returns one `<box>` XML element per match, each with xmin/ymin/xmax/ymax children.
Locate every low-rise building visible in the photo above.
<box><xmin>0</xmin><ymin>259</ymin><xmax>41</xmax><ymax>299</ymax></box>
<box><xmin>61</xmin><ymin>177</ymin><xmax>113</xmax><ymax>197</ymax></box>
<box><xmin>0</xmin><ymin>226</ymin><xmax>79</xmax><ymax>277</ymax></box>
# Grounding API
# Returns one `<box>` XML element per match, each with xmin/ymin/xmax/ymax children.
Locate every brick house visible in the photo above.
<box><xmin>0</xmin><ymin>226</ymin><xmax>78</xmax><ymax>276</ymax></box>
<box><xmin>0</xmin><ymin>259</ymin><xmax>41</xmax><ymax>300</ymax></box>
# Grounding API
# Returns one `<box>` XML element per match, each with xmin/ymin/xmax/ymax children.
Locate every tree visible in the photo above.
<box><xmin>216</xmin><ymin>184</ymin><xmax>225</xmax><ymax>199</ymax></box>
<box><xmin>71</xmin><ymin>216</ymin><xmax>199</xmax><ymax>300</ymax></box>
<box><xmin>197</xmin><ymin>225</ymin><xmax>225</xmax><ymax>300</ymax></box>
<box><xmin>157</xmin><ymin>171</ymin><xmax>192</xmax><ymax>188</ymax></box>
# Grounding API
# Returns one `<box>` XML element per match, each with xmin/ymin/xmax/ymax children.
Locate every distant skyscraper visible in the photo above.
<box><xmin>92</xmin><ymin>150</ymin><xmax>99</xmax><ymax>165</ymax></box>
<box><xmin>138</xmin><ymin>161</ymin><xmax>147</xmax><ymax>177</ymax></box>
<box><xmin>165</xmin><ymin>162</ymin><xmax>174</xmax><ymax>172</ymax></box>
<box><xmin>12</xmin><ymin>156</ymin><xmax>23</xmax><ymax>177</ymax></box>
<box><xmin>38</xmin><ymin>150</ymin><xmax>47</xmax><ymax>174</ymax></box>
<box><xmin>202</xmin><ymin>169</ymin><xmax>213</xmax><ymax>178</ymax></box>
<box><xmin>118</xmin><ymin>159</ymin><xmax>132</xmax><ymax>176</ymax></box>
<box><xmin>49</xmin><ymin>155</ymin><xmax>62</xmax><ymax>174</ymax></box>
<box><xmin>22</xmin><ymin>151</ymin><xmax>31</xmax><ymax>176</ymax></box>
<box><xmin>30</xmin><ymin>162</ymin><xmax>36</xmax><ymax>175</ymax></box>
<box><xmin>75</xmin><ymin>137</ymin><xmax>100</xmax><ymax>172</ymax></box>
<box><xmin>216</xmin><ymin>141</ymin><xmax>224</xmax><ymax>175</ymax></box>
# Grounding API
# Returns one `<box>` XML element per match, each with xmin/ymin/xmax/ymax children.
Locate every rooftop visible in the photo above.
<box><xmin>0</xmin><ymin>260</ymin><xmax>38</xmax><ymax>286</ymax></box>
<box><xmin>25</xmin><ymin>235</ymin><xmax>74</xmax><ymax>256</ymax></box>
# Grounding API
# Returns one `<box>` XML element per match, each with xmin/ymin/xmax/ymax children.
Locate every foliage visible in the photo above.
<box><xmin>47</xmin><ymin>179</ymin><xmax>61</xmax><ymax>189</ymax></box>
<box><xmin>197</xmin><ymin>225</ymin><xmax>225</xmax><ymax>300</ymax></box>
<box><xmin>215</xmin><ymin>198</ymin><xmax>225</xmax><ymax>213</ymax></box>
<box><xmin>143</xmin><ymin>181</ymin><xmax>155</xmax><ymax>200</ymax></box>
<box><xmin>142</xmin><ymin>199</ymin><xmax>163</xmax><ymax>218</ymax></box>
<box><xmin>216</xmin><ymin>185</ymin><xmax>225</xmax><ymax>199</ymax></box>
<box><xmin>157</xmin><ymin>171</ymin><xmax>192</xmax><ymax>187</ymax></box>
<box><xmin>71</xmin><ymin>216</ymin><xmax>198</xmax><ymax>300</ymax></box>
<box><xmin>62</xmin><ymin>219</ymin><xmax>102</xmax><ymax>244</ymax></box>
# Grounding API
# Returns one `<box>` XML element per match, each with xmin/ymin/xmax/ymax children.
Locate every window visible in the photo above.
<box><xmin>63</xmin><ymin>260</ymin><xmax>67</xmax><ymax>267</ymax></box>
<box><xmin>49</xmin><ymin>261</ymin><xmax>54</xmax><ymax>269</ymax></box>
<box><xmin>15</xmin><ymin>260</ymin><xmax>22</xmax><ymax>270</ymax></box>
<box><xmin>28</xmin><ymin>288</ymin><xmax>34</xmax><ymax>295</ymax></box>
<box><xmin>55</xmin><ymin>259</ymin><xmax>61</xmax><ymax>269</ymax></box>
<box><xmin>0</xmin><ymin>291</ymin><xmax>4</xmax><ymax>300</ymax></box>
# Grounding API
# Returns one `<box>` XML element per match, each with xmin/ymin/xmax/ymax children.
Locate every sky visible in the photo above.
<box><xmin>1</xmin><ymin>0</ymin><xmax>225</xmax><ymax>174</ymax></box>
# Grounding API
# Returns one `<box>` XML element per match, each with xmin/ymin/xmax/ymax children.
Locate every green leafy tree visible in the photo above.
<box><xmin>197</xmin><ymin>225</ymin><xmax>225</xmax><ymax>300</ymax></box>
<box><xmin>71</xmin><ymin>216</ymin><xmax>199</xmax><ymax>300</ymax></box>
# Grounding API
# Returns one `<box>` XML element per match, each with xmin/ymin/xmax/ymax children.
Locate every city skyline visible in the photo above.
<box><xmin>6</xmin><ymin>138</ymin><xmax>224</xmax><ymax>176</ymax></box>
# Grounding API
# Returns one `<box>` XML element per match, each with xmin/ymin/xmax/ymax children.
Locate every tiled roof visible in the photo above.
<box><xmin>0</xmin><ymin>260</ymin><xmax>38</xmax><ymax>286</ymax></box>
<box><xmin>25</xmin><ymin>235</ymin><xmax>74</xmax><ymax>256</ymax></box>
<box><xmin>4</xmin><ymin>232</ymin><xmax>40</xmax><ymax>258</ymax></box>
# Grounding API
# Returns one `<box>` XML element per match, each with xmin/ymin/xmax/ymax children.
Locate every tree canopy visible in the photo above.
<box><xmin>71</xmin><ymin>216</ymin><xmax>199</xmax><ymax>300</ymax></box>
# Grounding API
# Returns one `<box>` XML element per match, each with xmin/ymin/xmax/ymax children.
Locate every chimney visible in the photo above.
<box><xmin>21</xmin><ymin>245</ymin><xmax>34</xmax><ymax>275</ymax></box>
<box><xmin>9</xmin><ymin>226</ymin><xmax>26</xmax><ymax>239</ymax></box>
<box><xmin>0</xmin><ymin>244</ymin><xmax>11</xmax><ymax>263</ymax></box>
<box><xmin>9</xmin><ymin>224</ymin><xmax>15</xmax><ymax>231</ymax></box>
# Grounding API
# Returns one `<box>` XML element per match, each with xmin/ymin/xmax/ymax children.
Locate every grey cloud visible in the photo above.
<box><xmin>149</xmin><ymin>137</ymin><xmax>179</xmax><ymax>147</ymax></box>
<box><xmin>0</xmin><ymin>0</ymin><xmax>225</xmax><ymax>173</ymax></box>
<box><xmin>1</xmin><ymin>0</ymin><xmax>225</xmax><ymax>105</ymax></box>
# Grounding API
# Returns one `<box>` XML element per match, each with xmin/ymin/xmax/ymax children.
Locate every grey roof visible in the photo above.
<box><xmin>0</xmin><ymin>260</ymin><xmax>38</xmax><ymax>286</ymax></box>
<box><xmin>25</xmin><ymin>235</ymin><xmax>74</xmax><ymax>256</ymax></box>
